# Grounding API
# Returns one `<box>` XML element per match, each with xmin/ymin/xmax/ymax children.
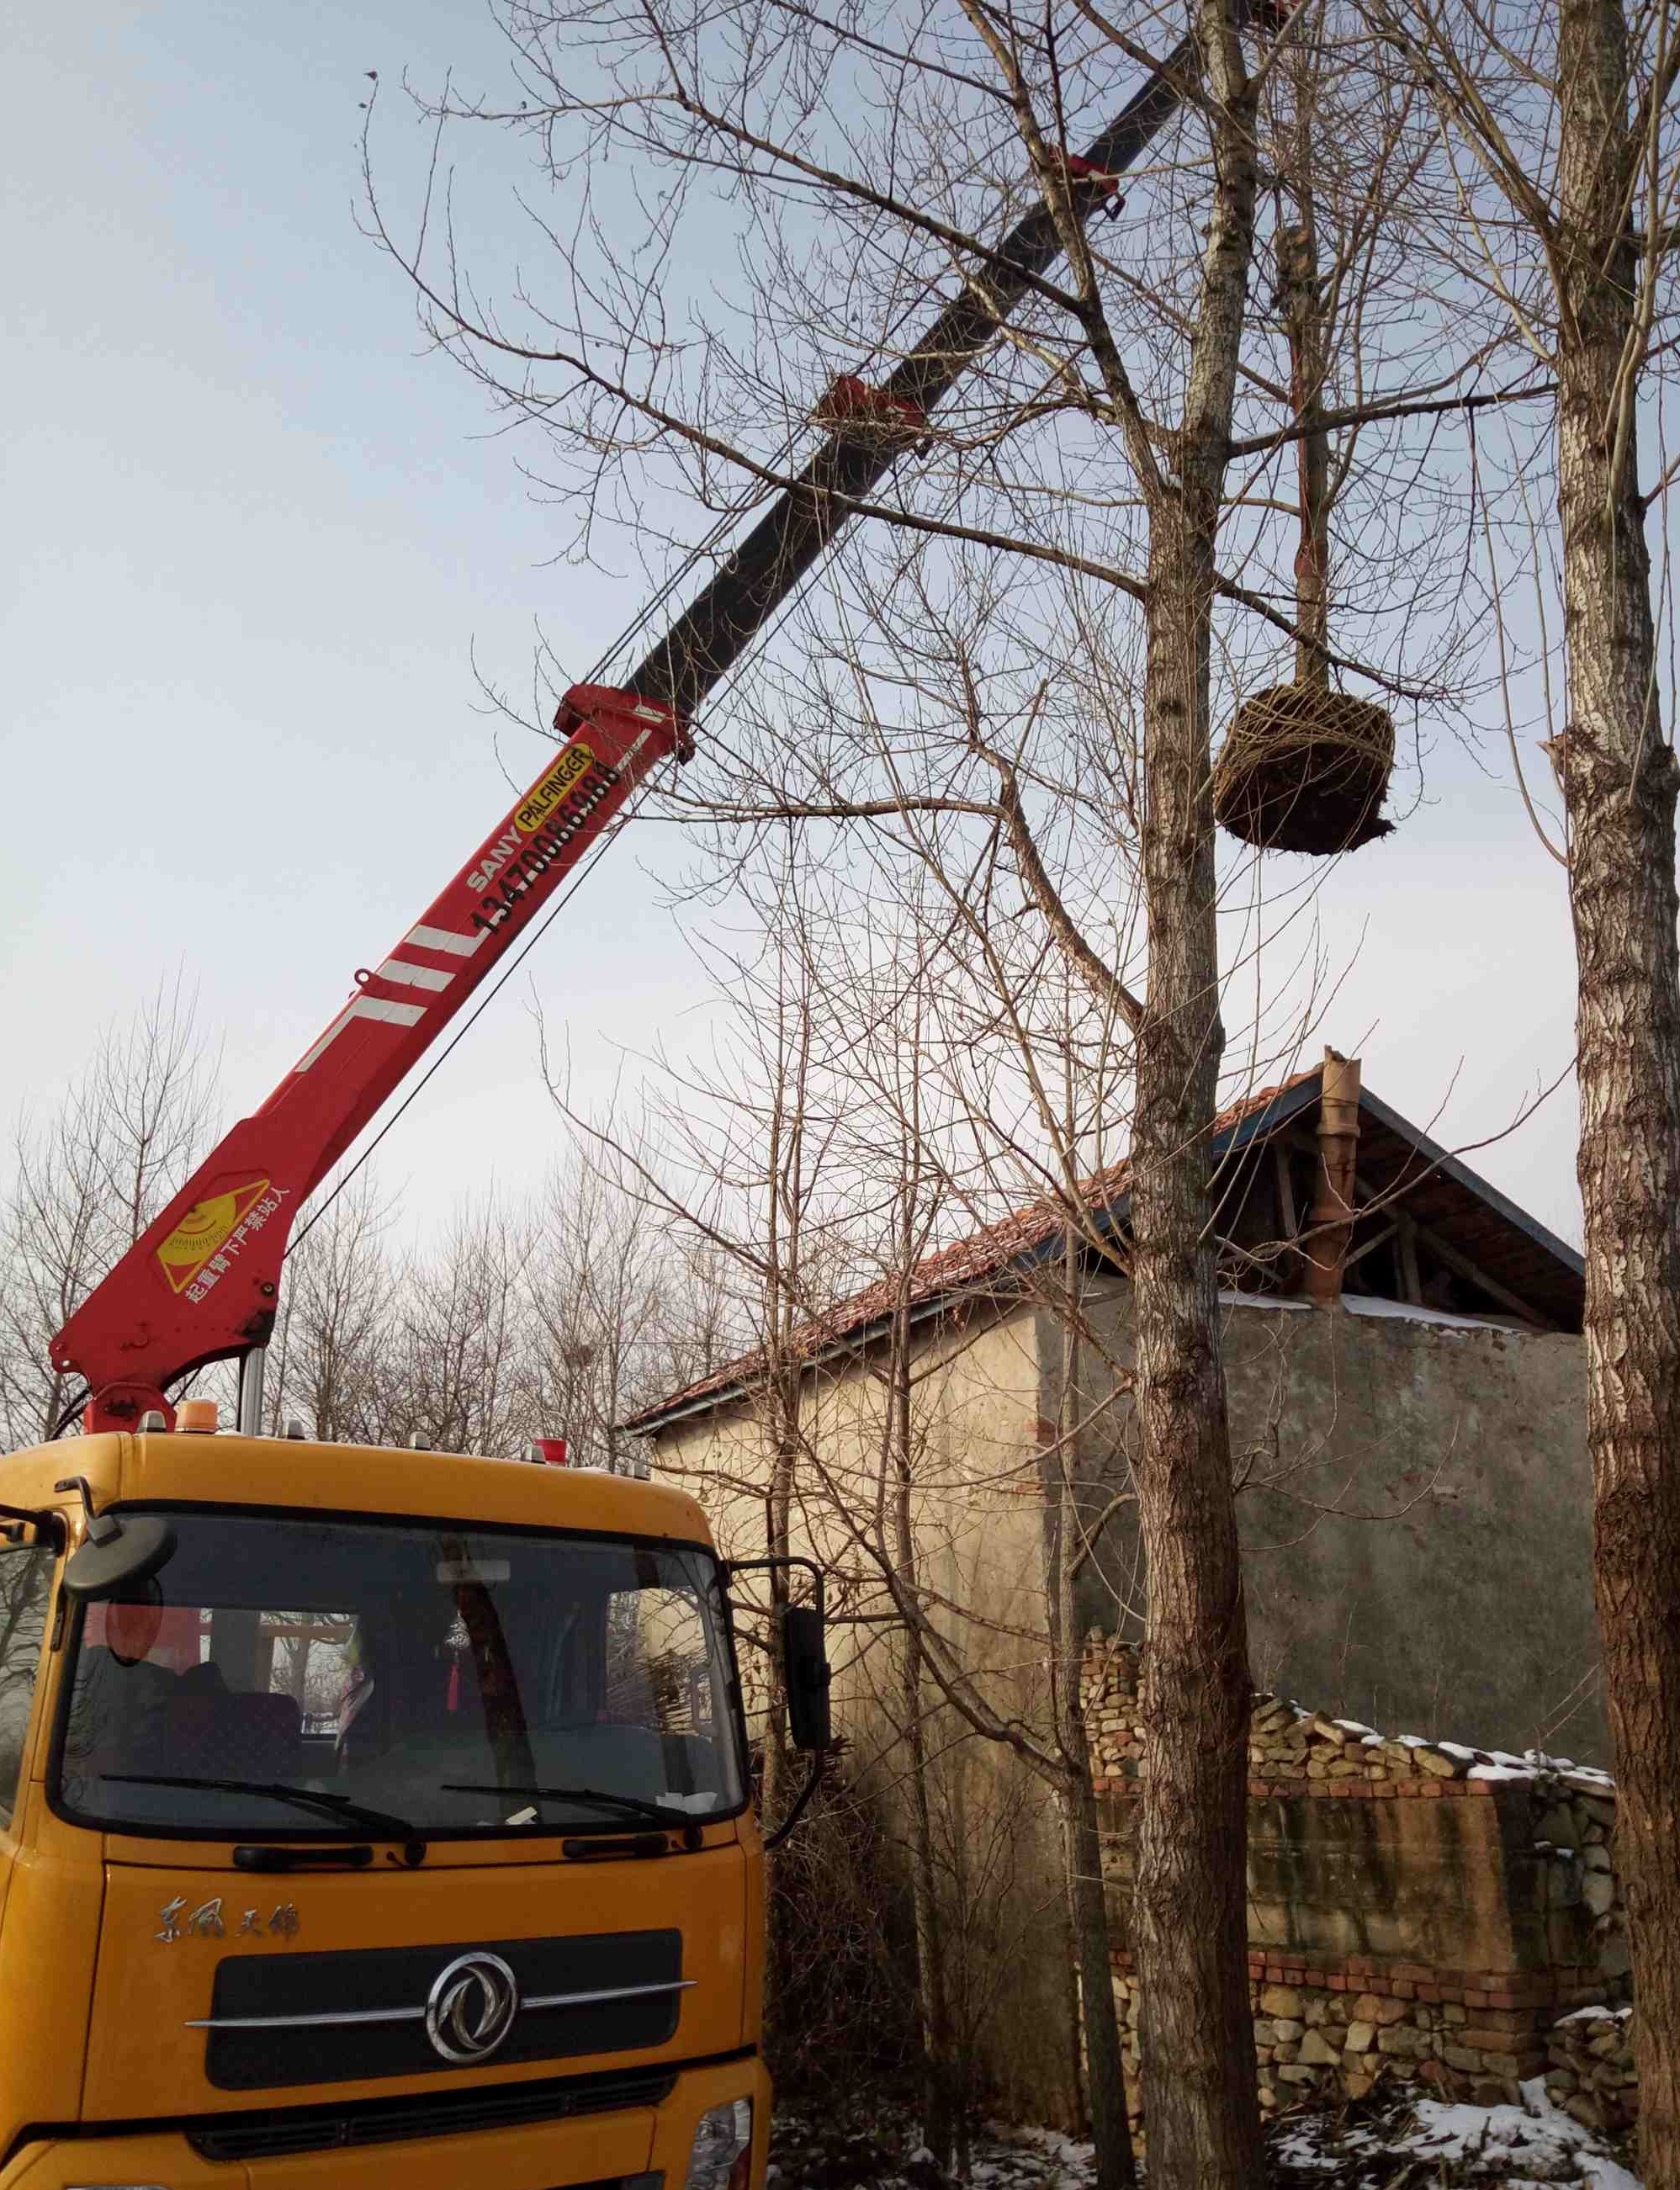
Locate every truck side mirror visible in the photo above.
<box><xmin>61</xmin><ymin>1515</ymin><xmax>176</xmax><ymax>1600</ymax></box>
<box><xmin>780</xmin><ymin>1604</ymin><xmax>831</xmax><ymax>1752</ymax></box>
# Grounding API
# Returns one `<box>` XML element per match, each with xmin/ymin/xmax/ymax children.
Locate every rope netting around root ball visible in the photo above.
<box><xmin>1213</xmin><ymin>683</ymin><xmax>1395</xmax><ymax>855</ymax></box>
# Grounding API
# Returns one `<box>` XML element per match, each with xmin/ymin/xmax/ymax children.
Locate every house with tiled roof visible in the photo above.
<box><xmin>631</xmin><ymin>1045</ymin><xmax>1593</xmax><ymax>1728</ymax></box>
<box><xmin>628</xmin><ymin>1049</ymin><xmax>1596</xmax><ymax>2124</ymax></box>
<box><xmin>629</xmin><ymin>1055</ymin><xmax>1584</xmax><ymax>1430</ymax></box>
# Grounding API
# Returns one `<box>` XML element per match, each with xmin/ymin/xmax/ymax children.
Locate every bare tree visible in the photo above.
<box><xmin>383</xmin><ymin>1198</ymin><xmax>538</xmax><ymax>1456</ymax></box>
<box><xmin>521</xmin><ymin>1082</ymin><xmax>755</xmax><ymax>1471</ymax></box>
<box><xmin>363</xmin><ymin>3</ymin><xmax>1502</xmax><ymax>2174</ymax></box>
<box><xmin>1348</xmin><ymin>7</ymin><xmax>1680</xmax><ymax>2176</ymax></box>
<box><xmin>523</xmin><ymin>1168</ymin><xmax>643</xmax><ymax>1469</ymax></box>
<box><xmin>560</xmin><ymin>864</ymin><xmax>859</xmax><ymax>1812</ymax></box>
<box><xmin>1102</xmin><ymin>7</ymin><xmax>1273</xmax><ymax>2174</ymax></box>
<box><xmin>262</xmin><ymin>1175</ymin><xmax>396</xmax><ymax>1444</ymax></box>
<box><xmin>569</xmin><ymin>841</ymin><xmax>1169</xmax><ymax>2171</ymax></box>
<box><xmin>0</xmin><ymin>982</ymin><xmax>220</xmax><ymax>1447</ymax></box>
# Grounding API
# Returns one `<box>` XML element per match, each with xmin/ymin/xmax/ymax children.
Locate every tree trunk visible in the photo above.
<box><xmin>892</xmin><ymin>1292</ymin><xmax>962</xmax><ymax>2173</ymax></box>
<box><xmin>899</xmin><ymin>1626</ymin><xmax>962</xmax><ymax>2171</ymax></box>
<box><xmin>1549</xmin><ymin>8</ymin><xmax>1680</xmax><ymax>2179</ymax></box>
<box><xmin>760</xmin><ymin>1392</ymin><xmax>796</xmax><ymax>1831</ymax></box>
<box><xmin>1130</xmin><ymin>502</ymin><xmax>1265</xmax><ymax>2187</ymax></box>
<box><xmin>757</xmin><ymin>1386</ymin><xmax>798</xmax><ymax>2053</ymax></box>
<box><xmin>1052</xmin><ymin>1223</ymin><xmax>1137</xmax><ymax>2190</ymax></box>
<box><xmin>1126</xmin><ymin>6</ymin><xmax>1264</xmax><ymax>2182</ymax></box>
<box><xmin>1063</xmin><ymin>1767</ymin><xmax>1134</xmax><ymax>2187</ymax></box>
<box><xmin>1281</xmin><ymin>206</ymin><xmax>1331</xmax><ymax>690</ymax></box>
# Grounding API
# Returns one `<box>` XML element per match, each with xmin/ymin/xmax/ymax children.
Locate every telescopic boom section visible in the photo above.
<box><xmin>53</xmin><ymin>21</ymin><xmax>1249</xmax><ymax>1433</ymax></box>
<box><xmin>623</xmin><ymin>24</ymin><xmax>1202</xmax><ymax>721</ymax></box>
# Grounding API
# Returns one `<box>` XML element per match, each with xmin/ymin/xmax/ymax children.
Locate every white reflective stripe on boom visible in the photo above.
<box><xmin>406</xmin><ymin>924</ymin><xmax>488</xmax><ymax>957</ymax></box>
<box><xmin>377</xmin><ymin>957</ymin><xmax>453</xmax><ymax>992</ymax></box>
<box><xmin>347</xmin><ymin>995</ymin><xmax>427</xmax><ymax>1027</ymax></box>
<box><xmin>295</xmin><ymin>994</ymin><xmax>427</xmax><ymax>1072</ymax></box>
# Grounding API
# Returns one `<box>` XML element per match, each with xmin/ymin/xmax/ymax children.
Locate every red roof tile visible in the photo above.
<box><xmin>623</xmin><ymin>1068</ymin><xmax>1320</xmax><ymax>1430</ymax></box>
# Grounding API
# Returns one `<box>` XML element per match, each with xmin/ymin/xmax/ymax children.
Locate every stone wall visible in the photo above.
<box><xmin>1083</xmin><ymin>1641</ymin><xmax>1629</xmax><ymax>2128</ymax></box>
<box><xmin>1545</xmin><ymin>2005</ymin><xmax>1638</xmax><ymax>2137</ymax></box>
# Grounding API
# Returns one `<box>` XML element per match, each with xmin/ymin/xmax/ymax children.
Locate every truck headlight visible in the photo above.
<box><xmin>685</xmin><ymin>2097</ymin><xmax>753</xmax><ymax>2190</ymax></box>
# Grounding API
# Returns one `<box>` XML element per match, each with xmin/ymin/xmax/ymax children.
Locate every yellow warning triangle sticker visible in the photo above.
<box><xmin>156</xmin><ymin>1180</ymin><xmax>271</xmax><ymax>1294</ymax></box>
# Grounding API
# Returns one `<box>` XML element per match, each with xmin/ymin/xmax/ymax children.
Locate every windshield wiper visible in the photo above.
<box><xmin>99</xmin><ymin>1773</ymin><xmax>422</xmax><ymax>1846</ymax></box>
<box><xmin>443</xmin><ymin>1781</ymin><xmax>689</xmax><ymax>1828</ymax></box>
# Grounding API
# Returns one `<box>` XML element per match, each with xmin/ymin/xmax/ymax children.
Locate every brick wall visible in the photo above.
<box><xmin>1082</xmin><ymin>1640</ymin><xmax>1629</xmax><ymax>2124</ymax></box>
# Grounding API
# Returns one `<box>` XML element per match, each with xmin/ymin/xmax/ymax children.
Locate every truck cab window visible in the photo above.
<box><xmin>55</xmin><ymin>1513</ymin><xmax>745</xmax><ymax>1840</ymax></box>
<box><xmin>0</xmin><ymin>1546</ymin><xmax>56</xmax><ymax>1827</ymax></box>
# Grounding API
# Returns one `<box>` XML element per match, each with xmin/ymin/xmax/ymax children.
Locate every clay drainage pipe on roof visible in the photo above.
<box><xmin>1305</xmin><ymin>1050</ymin><xmax>1361</xmax><ymax>1305</ymax></box>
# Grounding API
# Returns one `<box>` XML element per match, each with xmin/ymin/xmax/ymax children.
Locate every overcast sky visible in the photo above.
<box><xmin>7</xmin><ymin>0</ymin><xmax>1603</xmax><ymax>1259</ymax></box>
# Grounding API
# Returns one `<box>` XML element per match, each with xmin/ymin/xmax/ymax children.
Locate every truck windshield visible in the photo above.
<box><xmin>54</xmin><ymin>1509</ymin><xmax>745</xmax><ymax>1840</ymax></box>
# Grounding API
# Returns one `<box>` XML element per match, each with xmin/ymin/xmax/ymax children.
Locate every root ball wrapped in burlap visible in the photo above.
<box><xmin>1213</xmin><ymin>684</ymin><xmax>1395</xmax><ymax>855</ymax></box>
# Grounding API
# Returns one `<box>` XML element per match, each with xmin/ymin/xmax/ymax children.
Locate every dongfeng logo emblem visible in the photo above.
<box><xmin>425</xmin><ymin>1951</ymin><xmax>520</xmax><ymax>2064</ymax></box>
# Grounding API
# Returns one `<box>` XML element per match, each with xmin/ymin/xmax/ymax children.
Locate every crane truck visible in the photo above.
<box><xmin>0</xmin><ymin>19</ymin><xmax>1257</xmax><ymax>2189</ymax></box>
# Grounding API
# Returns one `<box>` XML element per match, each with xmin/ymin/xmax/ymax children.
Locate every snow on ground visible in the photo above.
<box><xmin>770</xmin><ymin>2083</ymin><xmax>1642</xmax><ymax>2190</ymax></box>
<box><xmin>769</xmin><ymin>2108</ymin><xmax>1094</xmax><ymax>2190</ymax></box>
<box><xmin>1261</xmin><ymin>2080</ymin><xmax>1639</xmax><ymax>2187</ymax></box>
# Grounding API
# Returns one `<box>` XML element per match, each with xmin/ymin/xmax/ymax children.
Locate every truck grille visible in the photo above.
<box><xmin>200</xmin><ymin>1928</ymin><xmax>683</xmax><ymax>2091</ymax></box>
<box><xmin>187</xmin><ymin>2063</ymin><xmax>678</xmax><ymax>2160</ymax></box>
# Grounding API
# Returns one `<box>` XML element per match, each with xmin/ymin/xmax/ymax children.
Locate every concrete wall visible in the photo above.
<box><xmin>1231</xmin><ymin>1304</ymin><xmax>1599</xmax><ymax>1761</ymax></box>
<box><xmin>649</xmin><ymin>1302</ymin><xmax>1052</xmax><ymax>1723</ymax></box>
<box><xmin>1048</xmin><ymin>1288</ymin><xmax>1603</xmax><ymax>1763</ymax></box>
<box><xmin>649</xmin><ymin>1309</ymin><xmax>1085</xmax><ymax>2125</ymax></box>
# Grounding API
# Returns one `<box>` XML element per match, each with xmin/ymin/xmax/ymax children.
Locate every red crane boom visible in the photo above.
<box><xmin>53</xmin><ymin>687</ymin><xmax>682</xmax><ymax>1430</ymax></box>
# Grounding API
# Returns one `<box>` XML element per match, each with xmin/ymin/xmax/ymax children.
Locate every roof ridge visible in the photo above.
<box><xmin>622</xmin><ymin>1066</ymin><xmax>1321</xmax><ymax>1430</ymax></box>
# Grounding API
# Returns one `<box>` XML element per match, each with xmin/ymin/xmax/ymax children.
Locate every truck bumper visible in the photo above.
<box><xmin>0</xmin><ymin>2056</ymin><xmax>773</xmax><ymax>2190</ymax></box>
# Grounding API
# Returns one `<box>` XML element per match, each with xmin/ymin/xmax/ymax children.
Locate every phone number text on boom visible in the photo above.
<box><xmin>469</xmin><ymin>763</ymin><xmax>622</xmax><ymax>936</ymax></box>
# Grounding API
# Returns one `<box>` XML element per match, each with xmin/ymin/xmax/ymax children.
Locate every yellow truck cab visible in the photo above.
<box><xmin>0</xmin><ymin>1423</ymin><xmax>785</xmax><ymax>2190</ymax></box>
